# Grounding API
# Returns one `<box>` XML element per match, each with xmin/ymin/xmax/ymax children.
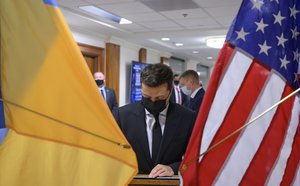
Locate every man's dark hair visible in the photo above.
<box><xmin>141</xmin><ymin>63</ymin><xmax>173</xmax><ymax>90</ymax></box>
<box><xmin>180</xmin><ymin>70</ymin><xmax>199</xmax><ymax>84</ymax></box>
<box><xmin>173</xmin><ymin>74</ymin><xmax>179</xmax><ymax>78</ymax></box>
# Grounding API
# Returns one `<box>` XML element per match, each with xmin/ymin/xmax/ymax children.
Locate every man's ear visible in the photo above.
<box><xmin>166</xmin><ymin>89</ymin><xmax>172</xmax><ymax>103</ymax></box>
<box><xmin>169</xmin><ymin>88</ymin><xmax>173</xmax><ymax>96</ymax></box>
<box><xmin>190</xmin><ymin>79</ymin><xmax>195</xmax><ymax>86</ymax></box>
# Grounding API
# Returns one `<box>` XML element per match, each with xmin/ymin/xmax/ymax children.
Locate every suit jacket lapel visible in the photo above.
<box><xmin>105</xmin><ymin>88</ymin><xmax>110</xmax><ymax>103</ymax></box>
<box><xmin>157</xmin><ymin>102</ymin><xmax>181</xmax><ymax>162</ymax></box>
<box><xmin>134</xmin><ymin>102</ymin><xmax>154</xmax><ymax>168</ymax></box>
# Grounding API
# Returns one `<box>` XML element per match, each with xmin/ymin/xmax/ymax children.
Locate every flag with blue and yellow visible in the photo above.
<box><xmin>0</xmin><ymin>0</ymin><xmax>137</xmax><ymax>185</ymax></box>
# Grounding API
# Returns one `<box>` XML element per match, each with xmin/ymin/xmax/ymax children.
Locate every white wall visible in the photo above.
<box><xmin>71</xmin><ymin>27</ymin><xmax>106</xmax><ymax>48</ymax></box>
<box><xmin>185</xmin><ymin>59</ymin><xmax>213</xmax><ymax>89</ymax></box>
<box><xmin>186</xmin><ymin>59</ymin><xmax>199</xmax><ymax>71</ymax></box>
<box><xmin>147</xmin><ymin>48</ymin><xmax>162</xmax><ymax>64</ymax></box>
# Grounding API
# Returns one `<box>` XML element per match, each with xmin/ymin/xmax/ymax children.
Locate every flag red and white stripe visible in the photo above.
<box><xmin>180</xmin><ymin>43</ymin><xmax>300</xmax><ymax>185</ymax></box>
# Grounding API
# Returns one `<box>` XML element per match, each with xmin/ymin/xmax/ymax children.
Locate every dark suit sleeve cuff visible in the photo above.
<box><xmin>169</xmin><ymin>161</ymin><xmax>181</xmax><ymax>175</ymax></box>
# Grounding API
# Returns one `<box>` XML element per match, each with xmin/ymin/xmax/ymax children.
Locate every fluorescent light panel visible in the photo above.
<box><xmin>120</xmin><ymin>18</ymin><xmax>132</xmax><ymax>24</ymax></box>
<box><xmin>175</xmin><ymin>43</ymin><xmax>184</xmax><ymax>46</ymax></box>
<box><xmin>79</xmin><ymin>5</ymin><xmax>132</xmax><ymax>24</ymax></box>
<box><xmin>161</xmin><ymin>37</ymin><xmax>170</xmax><ymax>41</ymax></box>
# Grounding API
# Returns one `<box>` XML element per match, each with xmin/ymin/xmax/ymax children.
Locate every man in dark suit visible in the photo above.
<box><xmin>179</xmin><ymin>70</ymin><xmax>205</xmax><ymax>114</ymax></box>
<box><xmin>170</xmin><ymin>74</ymin><xmax>189</xmax><ymax>107</ymax></box>
<box><xmin>94</xmin><ymin>72</ymin><xmax>118</xmax><ymax>114</ymax></box>
<box><xmin>114</xmin><ymin>64</ymin><xmax>196</xmax><ymax>178</ymax></box>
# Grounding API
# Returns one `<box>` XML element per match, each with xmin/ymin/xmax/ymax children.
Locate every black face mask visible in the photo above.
<box><xmin>141</xmin><ymin>96</ymin><xmax>167</xmax><ymax>115</ymax></box>
<box><xmin>174</xmin><ymin>80</ymin><xmax>179</xmax><ymax>85</ymax></box>
<box><xmin>95</xmin><ymin>80</ymin><xmax>104</xmax><ymax>86</ymax></box>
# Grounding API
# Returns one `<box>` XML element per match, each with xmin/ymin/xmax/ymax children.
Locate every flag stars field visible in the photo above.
<box><xmin>280</xmin><ymin>56</ymin><xmax>290</xmax><ymax>70</ymax></box>
<box><xmin>258</xmin><ymin>41</ymin><xmax>271</xmax><ymax>55</ymax></box>
<box><xmin>255</xmin><ymin>18</ymin><xmax>268</xmax><ymax>33</ymax></box>
<box><xmin>273</xmin><ymin>11</ymin><xmax>286</xmax><ymax>26</ymax></box>
<box><xmin>251</xmin><ymin>0</ymin><xmax>263</xmax><ymax>11</ymax></box>
<box><xmin>229</xmin><ymin>0</ymin><xmax>300</xmax><ymax>89</ymax></box>
<box><xmin>270</xmin><ymin>0</ymin><xmax>279</xmax><ymax>4</ymax></box>
<box><xmin>290</xmin><ymin>5</ymin><xmax>299</xmax><ymax>19</ymax></box>
<box><xmin>293</xmin><ymin>49</ymin><xmax>299</xmax><ymax>62</ymax></box>
<box><xmin>235</xmin><ymin>27</ymin><xmax>249</xmax><ymax>42</ymax></box>
<box><xmin>276</xmin><ymin>33</ymin><xmax>288</xmax><ymax>47</ymax></box>
<box><xmin>291</xmin><ymin>27</ymin><xmax>300</xmax><ymax>39</ymax></box>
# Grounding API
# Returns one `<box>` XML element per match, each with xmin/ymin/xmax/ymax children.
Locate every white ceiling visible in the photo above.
<box><xmin>57</xmin><ymin>0</ymin><xmax>242</xmax><ymax>66</ymax></box>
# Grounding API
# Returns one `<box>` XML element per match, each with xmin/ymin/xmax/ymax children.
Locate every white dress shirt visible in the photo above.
<box><xmin>145</xmin><ymin>105</ymin><xmax>169</xmax><ymax>157</ymax></box>
<box><xmin>174</xmin><ymin>85</ymin><xmax>182</xmax><ymax>104</ymax></box>
<box><xmin>190</xmin><ymin>87</ymin><xmax>202</xmax><ymax>98</ymax></box>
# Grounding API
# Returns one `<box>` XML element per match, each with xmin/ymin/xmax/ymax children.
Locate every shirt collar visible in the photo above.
<box><xmin>191</xmin><ymin>87</ymin><xmax>202</xmax><ymax>98</ymax></box>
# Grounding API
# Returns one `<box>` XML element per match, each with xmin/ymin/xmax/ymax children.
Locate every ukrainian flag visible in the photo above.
<box><xmin>0</xmin><ymin>0</ymin><xmax>137</xmax><ymax>185</ymax></box>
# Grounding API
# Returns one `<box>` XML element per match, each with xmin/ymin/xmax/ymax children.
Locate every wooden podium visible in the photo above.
<box><xmin>129</xmin><ymin>174</ymin><xmax>180</xmax><ymax>186</ymax></box>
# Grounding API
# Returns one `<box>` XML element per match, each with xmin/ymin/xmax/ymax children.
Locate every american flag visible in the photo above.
<box><xmin>180</xmin><ymin>0</ymin><xmax>300</xmax><ymax>185</ymax></box>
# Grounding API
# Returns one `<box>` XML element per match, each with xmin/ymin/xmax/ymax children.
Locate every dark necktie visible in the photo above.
<box><xmin>100</xmin><ymin>89</ymin><xmax>106</xmax><ymax>101</ymax></box>
<box><xmin>152</xmin><ymin>114</ymin><xmax>162</xmax><ymax>164</ymax></box>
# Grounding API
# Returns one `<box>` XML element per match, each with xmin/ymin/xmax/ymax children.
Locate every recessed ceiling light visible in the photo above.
<box><xmin>206</xmin><ymin>36</ymin><xmax>225</xmax><ymax>48</ymax></box>
<box><xmin>175</xmin><ymin>43</ymin><xmax>184</xmax><ymax>46</ymax></box>
<box><xmin>161</xmin><ymin>38</ymin><xmax>170</xmax><ymax>41</ymax></box>
<box><xmin>79</xmin><ymin>5</ymin><xmax>132</xmax><ymax>25</ymax></box>
<box><xmin>207</xmin><ymin>56</ymin><xmax>213</xmax><ymax>60</ymax></box>
<box><xmin>193</xmin><ymin>51</ymin><xmax>199</xmax><ymax>54</ymax></box>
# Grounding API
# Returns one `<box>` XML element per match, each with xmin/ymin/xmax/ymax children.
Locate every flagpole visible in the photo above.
<box><xmin>181</xmin><ymin>87</ymin><xmax>300</xmax><ymax>172</ymax></box>
<box><xmin>0</xmin><ymin>97</ymin><xmax>131</xmax><ymax>149</ymax></box>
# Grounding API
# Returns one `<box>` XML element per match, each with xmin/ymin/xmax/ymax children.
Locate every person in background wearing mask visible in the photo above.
<box><xmin>170</xmin><ymin>74</ymin><xmax>189</xmax><ymax>107</ymax></box>
<box><xmin>94</xmin><ymin>72</ymin><xmax>118</xmax><ymax>114</ymax></box>
<box><xmin>179</xmin><ymin>70</ymin><xmax>205</xmax><ymax>115</ymax></box>
<box><xmin>114</xmin><ymin>64</ymin><xmax>196</xmax><ymax>177</ymax></box>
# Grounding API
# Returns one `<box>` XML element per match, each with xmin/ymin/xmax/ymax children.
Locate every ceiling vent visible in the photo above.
<box><xmin>139</xmin><ymin>0</ymin><xmax>200</xmax><ymax>12</ymax></box>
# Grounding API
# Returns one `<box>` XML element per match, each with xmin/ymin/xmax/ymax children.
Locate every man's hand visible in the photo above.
<box><xmin>148</xmin><ymin>164</ymin><xmax>174</xmax><ymax>178</ymax></box>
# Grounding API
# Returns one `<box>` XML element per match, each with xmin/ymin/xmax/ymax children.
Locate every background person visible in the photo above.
<box><xmin>179</xmin><ymin>70</ymin><xmax>205</xmax><ymax>114</ymax></box>
<box><xmin>170</xmin><ymin>74</ymin><xmax>189</xmax><ymax>107</ymax></box>
<box><xmin>94</xmin><ymin>72</ymin><xmax>118</xmax><ymax>114</ymax></box>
